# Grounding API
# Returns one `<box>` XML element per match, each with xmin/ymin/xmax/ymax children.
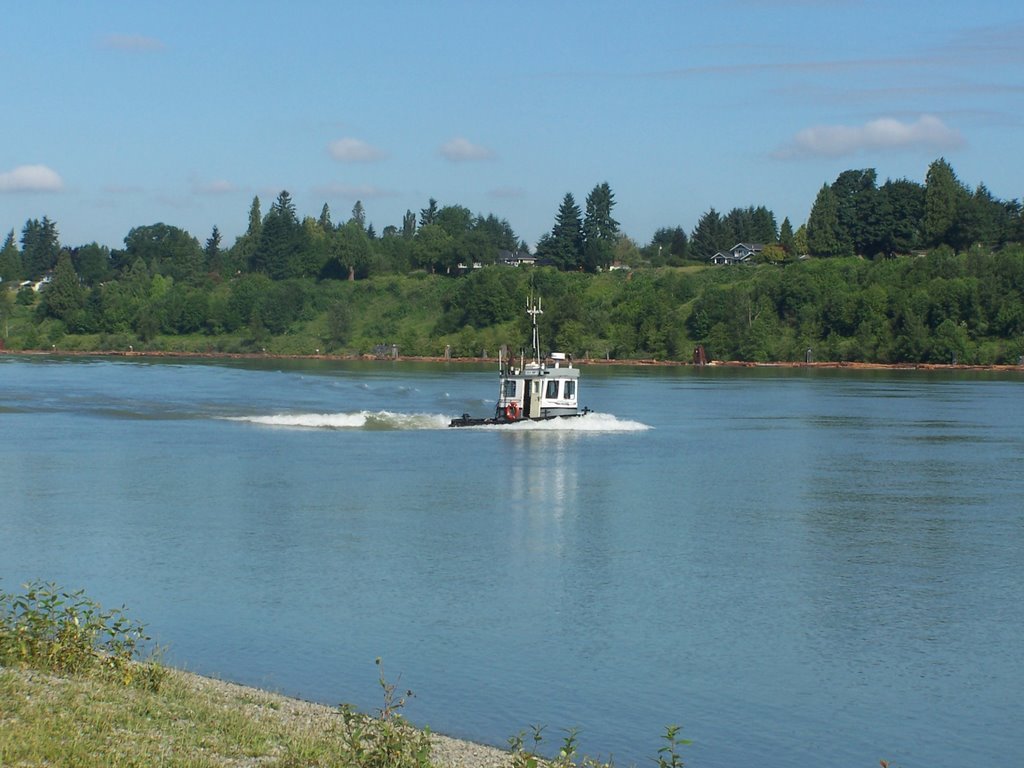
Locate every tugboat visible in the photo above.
<box><xmin>449</xmin><ymin>299</ymin><xmax>590</xmax><ymax>427</ymax></box>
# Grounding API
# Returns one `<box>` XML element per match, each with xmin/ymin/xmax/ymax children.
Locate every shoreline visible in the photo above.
<box><xmin>3</xmin><ymin>347</ymin><xmax>1024</xmax><ymax>373</ymax></box>
<box><xmin>1</xmin><ymin>662</ymin><xmax>516</xmax><ymax>768</ymax></box>
<box><xmin>174</xmin><ymin>668</ymin><xmax>514</xmax><ymax>768</ymax></box>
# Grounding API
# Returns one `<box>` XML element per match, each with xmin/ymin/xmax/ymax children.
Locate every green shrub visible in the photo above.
<box><xmin>337</xmin><ymin>657</ymin><xmax>433</xmax><ymax>768</ymax></box>
<box><xmin>0</xmin><ymin>581</ymin><xmax>165</xmax><ymax>689</ymax></box>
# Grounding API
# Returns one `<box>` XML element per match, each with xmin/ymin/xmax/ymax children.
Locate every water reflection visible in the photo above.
<box><xmin>501</xmin><ymin>432</ymin><xmax>580</xmax><ymax>557</ymax></box>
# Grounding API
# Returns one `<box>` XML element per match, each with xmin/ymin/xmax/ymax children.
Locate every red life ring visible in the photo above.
<box><xmin>505</xmin><ymin>402</ymin><xmax>521</xmax><ymax>421</ymax></box>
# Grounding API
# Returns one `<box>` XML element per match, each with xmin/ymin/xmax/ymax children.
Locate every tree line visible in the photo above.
<box><xmin>2</xmin><ymin>160</ymin><xmax>1023</xmax><ymax>364</ymax></box>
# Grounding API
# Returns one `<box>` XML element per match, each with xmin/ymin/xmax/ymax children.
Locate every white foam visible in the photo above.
<box><xmin>226</xmin><ymin>411</ymin><xmax>451</xmax><ymax>430</ymax></box>
<box><xmin>227</xmin><ymin>411</ymin><xmax>648</xmax><ymax>432</ymax></box>
<box><xmin>465</xmin><ymin>412</ymin><xmax>650</xmax><ymax>432</ymax></box>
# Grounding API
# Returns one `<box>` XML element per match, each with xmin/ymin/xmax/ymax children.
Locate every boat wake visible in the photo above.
<box><xmin>226</xmin><ymin>411</ymin><xmax>451</xmax><ymax>430</ymax></box>
<box><xmin>226</xmin><ymin>411</ymin><xmax>649</xmax><ymax>432</ymax></box>
<box><xmin>462</xmin><ymin>412</ymin><xmax>650</xmax><ymax>432</ymax></box>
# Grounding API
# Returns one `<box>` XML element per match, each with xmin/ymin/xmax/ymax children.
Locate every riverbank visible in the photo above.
<box><xmin>0</xmin><ymin>662</ymin><xmax>514</xmax><ymax>768</ymax></box>
<box><xmin>3</xmin><ymin>347</ymin><xmax>1024</xmax><ymax>373</ymax></box>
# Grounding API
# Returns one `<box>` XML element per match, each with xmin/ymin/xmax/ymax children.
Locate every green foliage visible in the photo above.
<box><xmin>336</xmin><ymin>658</ymin><xmax>433</xmax><ymax>768</ymax></box>
<box><xmin>689</xmin><ymin>208</ymin><xmax>730</xmax><ymax>260</ymax></box>
<box><xmin>252</xmin><ymin>190</ymin><xmax>312</xmax><ymax>279</ymax></box>
<box><xmin>0</xmin><ymin>229</ymin><xmax>23</xmax><ymax>282</ymax></box>
<box><xmin>20</xmin><ymin>216</ymin><xmax>61</xmax><ymax>279</ymax></box>
<box><xmin>508</xmin><ymin>725</ymin><xmax>615</xmax><ymax>768</ymax></box>
<box><xmin>0</xmin><ymin>581</ymin><xmax>164</xmax><ymax>690</ymax></box>
<box><xmin>6</xmin><ymin>157</ymin><xmax>1024</xmax><ymax>363</ymax></box>
<box><xmin>655</xmin><ymin>725</ymin><xmax>692</xmax><ymax>768</ymax></box>
<box><xmin>38</xmin><ymin>252</ymin><xmax>86</xmax><ymax>324</ymax></box>
<box><xmin>537</xmin><ymin>193</ymin><xmax>584</xmax><ymax>270</ymax></box>
<box><xmin>923</xmin><ymin>157</ymin><xmax>967</xmax><ymax>247</ymax></box>
<box><xmin>122</xmin><ymin>223</ymin><xmax>206</xmax><ymax>283</ymax></box>
<box><xmin>73</xmin><ymin>242</ymin><xmax>113</xmax><ymax>285</ymax></box>
<box><xmin>807</xmin><ymin>184</ymin><xmax>846</xmax><ymax>257</ymax></box>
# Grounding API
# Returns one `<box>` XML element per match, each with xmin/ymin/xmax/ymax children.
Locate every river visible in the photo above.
<box><xmin>1</xmin><ymin>355</ymin><xmax>1021</xmax><ymax>766</ymax></box>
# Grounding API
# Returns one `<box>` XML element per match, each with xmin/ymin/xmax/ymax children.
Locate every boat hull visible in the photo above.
<box><xmin>448</xmin><ymin>409</ymin><xmax>590</xmax><ymax>428</ymax></box>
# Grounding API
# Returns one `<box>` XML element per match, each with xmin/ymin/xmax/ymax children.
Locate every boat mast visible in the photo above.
<box><xmin>527</xmin><ymin>297</ymin><xmax>543</xmax><ymax>364</ymax></box>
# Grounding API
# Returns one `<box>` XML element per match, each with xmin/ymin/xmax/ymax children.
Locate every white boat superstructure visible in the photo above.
<box><xmin>450</xmin><ymin>299</ymin><xmax>589</xmax><ymax>427</ymax></box>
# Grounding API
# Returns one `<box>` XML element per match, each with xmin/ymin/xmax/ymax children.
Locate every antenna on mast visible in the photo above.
<box><xmin>527</xmin><ymin>296</ymin><xmax>543</xmax><ymax>363</ymax></box>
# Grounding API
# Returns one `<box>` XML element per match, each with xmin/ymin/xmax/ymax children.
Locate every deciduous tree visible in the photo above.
<box><xmin>123</xmin><ymin>223</ymin><xmax>205</xmax><ymax>283</ymax></box>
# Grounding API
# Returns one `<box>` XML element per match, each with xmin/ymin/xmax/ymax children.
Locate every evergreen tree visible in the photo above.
<box><xmin>20</xmin><ymin>217</ymin><xmax>61</xmax><ymax>279</ymax></box>
<box><xmin>690</xmin><ymin>208</ymin><xmax>730</xmax><ymax>259</ymax></box>
<box><xmin>473</xmin><ymin>214</ymin><xmax>519</xmax><ymax>254</ymax></box>
<box><xmin>205</xmin><ymin>225</ymin><xmax>223</xmax><ymax>274</ymax></box>
<box><xmin>806</xmin><ymin>184</ymin><xmax>844</xmax><ymax>257</ymax></box>
<box><xmin>247</xmin><ymin>196</ymin><xmax>262</xmax><ymax>238</ymax></box>
<box><xmin>351</xmin><ymin>200</ymin><xmax>366</xmax><ymax>230</ymax></box>
<box><xmin>318</xmin><ymin>203</ymin><xmax>333</xmax><ymax>231</ymax></box>
<box><xmin>878</xmin><ymin>178</ymin><xmax>924</xmax><ymax>255</ymax></box>
<box><xmin>227</xmin><ymin>196</ymin><xmax>263</xmax><ymax>272</ymax></box>
<box><xmin>40</xmin><ymin>252</ymin><xmax>86</xmax><ymax>322</ymax></box>
<box><xmin>831</xmin><ymin>169</ymin><xmax>877</xmax><ymax>255</ymax></box>
<box><xmin>537</xmin><ymin>193</ymin><xmax>583</xmax><ymax>270</ymax></box>
<box><xmin>0</xmin><ymin>230</ymin><xmax>22</xmax><ymax>283</ymax></box>
<box><xmin>779</xmin><ymin>218</ymin><xmax>795</xmax><ymax>254</ymax></box>
<box><xmin>582</xmin><ymin>182</ymin><xmax>620</xmax><ymax>271</ymax></box>
<box><xmin>252</xmin><ymin>191</ymin><xmax>305</xmax><ymax>278</ymax></box>
<box><xmin>750</xmin><ymin>206</ymin><xmax>779</xmax><ymax>244</ymax></box>
<box><xmin>419</xmin><ymin>198</ymin><xmax>438</xmax><ymax>228</ymax></box>
<box><xmin>923</xmin><ymin>158</ymin><xmax>967</xmax><ymax>248</ymax></box>
<box><xmin>402</xmin><ymin>210</ymin><xmax>417</xmax><ymax>239</ymax></box>
<box><xmin>647</xmin><ymin>227</ymin><xmax>689</xmax><ymax>265</ymax></box>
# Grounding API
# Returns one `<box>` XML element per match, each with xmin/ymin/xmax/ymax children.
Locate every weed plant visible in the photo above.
<box><xmin>338</xmin><ymin>657</ymin><xmax>433</xmax><ymax>768</ymax></box>
<box><xmin>0</xmin><ymin>580</ymin><xmax>165</xmax><ymax>689</ymax></box>
<box><xmin>508</xmin><ymin>723</ymin><xmax>690</xmax><ymax>768</ymax></box>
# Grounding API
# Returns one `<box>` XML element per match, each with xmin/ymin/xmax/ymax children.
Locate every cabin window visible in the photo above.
<box><xmin>564</xmin><ymin>380</ymin><xmax>576</xmax><ymax>399</ymax></box>
<box><xmin>502</xmin><ymin>379</ymin><xmax>517</xmax><ymax>398</ymax></box>
<box><xmin>546</xmin><ymin>380</ymin><xmax>559</xmax><ymax>399</ymax></box>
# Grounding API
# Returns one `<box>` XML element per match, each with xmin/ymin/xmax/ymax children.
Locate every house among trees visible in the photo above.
<box><xmin>499</xmin><ymin>250</ymin><xmax>536</xmax><ymax>267</ymax></box>
<box><xmin>710</xmin><ymin>242</ymin><xmax>764</xmax><ymax>265</ymax></box>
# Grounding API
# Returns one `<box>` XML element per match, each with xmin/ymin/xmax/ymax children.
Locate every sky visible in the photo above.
<box><xmin>2</xmin><ymin>1</ymin><xmax>1022</xmax><ymax>252</ymax></box>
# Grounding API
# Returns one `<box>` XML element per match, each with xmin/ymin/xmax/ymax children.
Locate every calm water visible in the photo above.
<box><xmin>2</xmin><ymin>355</ymin><xmax>1022</xmax><ymax>767</ymax></box>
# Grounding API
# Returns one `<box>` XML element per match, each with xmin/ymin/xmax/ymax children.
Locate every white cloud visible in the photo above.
<box><xmin>439</xmin><ymin>137</ymin><xmax>495</xmax><ymax>162</ymax></box>
<box><xmin>328</xmin><ymin>138</ymin><xmax>387</xmax><ymax>163</ymax></box>
<box><xmin>0</xmin><ymin>164</ymin><xmax>65</xmax><ymax>192</ymax></box>
<box><xmin>775</xmin><ymin>114</ymin><xmax>965</xmax><ymax>159</ymax></box>
<box><xmin>193</xmin><ymin>179</ymin><xmax>235</xmax><ymax>194</ymax></box>
<box><xmin>101</xmin><ymin>34</ymin><xmax>167</xmax><ymax>52</ymax></box>
<box><xmin>489</xmin><ymin>185</ymin><xmax>526</xmax><ymax>199</ymax></box>
<box><xmin>312</xmin><ymin>183</ymin><xmax>395</xmax><ymax>199</ymax></box>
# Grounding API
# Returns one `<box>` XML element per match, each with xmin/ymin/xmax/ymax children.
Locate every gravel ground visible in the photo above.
<box><xmin>176</xmin><ymin>669</ymin><xmax>514</xmax><ymax>768</ymax></box>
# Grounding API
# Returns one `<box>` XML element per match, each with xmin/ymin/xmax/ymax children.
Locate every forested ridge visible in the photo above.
<box><xmin>2</xmin><ymin>159</ymin><xmax>1023</xmax><ymax>365</ymax></box>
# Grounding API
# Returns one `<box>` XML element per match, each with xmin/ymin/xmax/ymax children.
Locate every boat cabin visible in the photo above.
<box><xmin>496</xmin><ymin>352</ymin><xmax>581</xmax><ymax>420</ymax></box>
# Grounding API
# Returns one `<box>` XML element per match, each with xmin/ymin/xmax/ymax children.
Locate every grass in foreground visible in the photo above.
<box><xmin>0</xmin><ymin>582</ymin><xmax>435</xmax><ymax>767</ymax></box>
<box><xmin>1</xmin><ymin>664</ymin><xmax>358</xmax><ymax>767</ymax></box>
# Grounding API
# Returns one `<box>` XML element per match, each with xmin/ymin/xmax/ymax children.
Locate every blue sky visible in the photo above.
<box><xmin>2</xmin><ymin>1</ymin><xmax>1022</xmax><ymax>252</ymax></box>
